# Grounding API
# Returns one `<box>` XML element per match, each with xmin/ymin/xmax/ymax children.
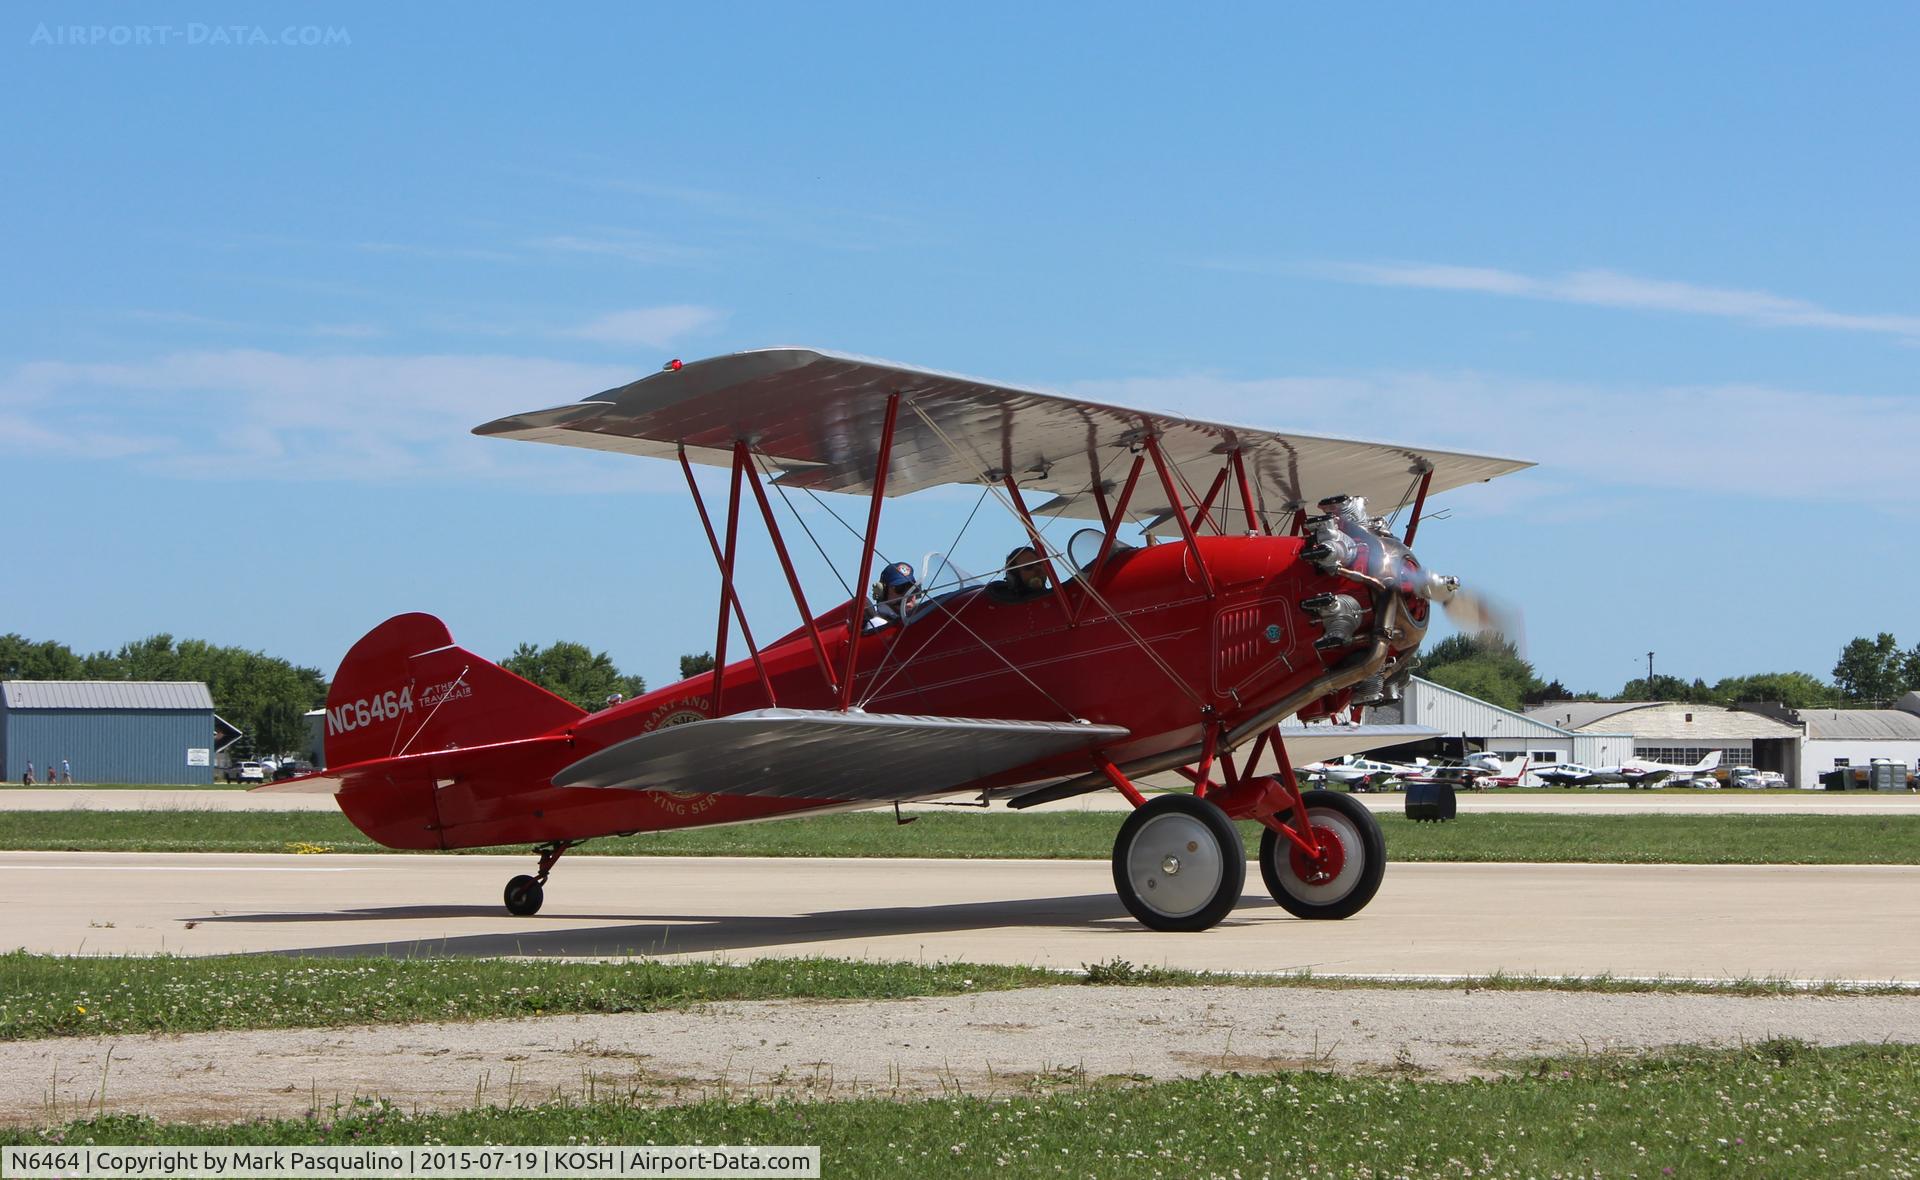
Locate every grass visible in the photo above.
<box><xmin>8</xmin><ymin>1042</ymin><xmax>1917</xmax><ymax>1177</ymax></box>
<box><xmin>5</xmin><ymin>782</ymin><xmax>249</xmax><ymax>791</ymax></box>
<box><xmin>2</xmin><ymin>809</ymin><xmax>1918</xmax><ymax>864</ymax></box>
<box><xmin>0</xmin><ymin>952</ymin><xmax>1058</xmax><ymax>1041</ymax></box>
<box><xmin>3</xmin><ymin>953</ymin><xmax>1910</xmax><ymax>1043</ymax></box>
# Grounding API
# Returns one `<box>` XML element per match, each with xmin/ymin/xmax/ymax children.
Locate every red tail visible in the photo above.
<box><xmin>323</xmin><ymin>613</ymin><xmax>585</xmax><ymax>769</ymax></box>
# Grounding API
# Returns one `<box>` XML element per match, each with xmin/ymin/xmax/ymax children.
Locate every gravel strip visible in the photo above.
<box><xmin>10</xmin><ymin>985</ymin><xmax>1920</xmax><ymax>1125</ymax></box>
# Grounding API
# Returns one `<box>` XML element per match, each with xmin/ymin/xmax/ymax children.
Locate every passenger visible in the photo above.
<box><xmin>868</xmin><ymin>561</ymin><xmax>920</xmax><ymax>627</ymax></box>
<box><xmin>1002</xmin><ymin>545</ymin><xmax>1053</xmax><ymax>596</ymax></box>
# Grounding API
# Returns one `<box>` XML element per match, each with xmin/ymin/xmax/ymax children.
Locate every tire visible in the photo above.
<box><xmin>503</xmin><ymin>874</ymin><xmax>544</xmax><ymax>916</ymax></box>
<box><xmin>1259</xmin><ymin>788</ymin><xmax>1385</xmax><ymax>920</ymax></box>
<box><xmin>1111</xmin><ymin>794</ymin><xmax>1246</xmax><ymax>932</ymax></box>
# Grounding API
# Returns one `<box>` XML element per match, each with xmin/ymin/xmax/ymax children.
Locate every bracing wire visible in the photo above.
<box><xmin>857</xmin><ymin>484</ymin><xmax>992</xmax><ymax>706</ymax></box>
<box><xmin>753</xmin><ymin>451</ymin><xmax>858</xmax><ymax>602</ymax></box>
<box><xmin>903</xmin><ymin>399</ymin><xmax>1206</xmax><ymax>709</ymax></box>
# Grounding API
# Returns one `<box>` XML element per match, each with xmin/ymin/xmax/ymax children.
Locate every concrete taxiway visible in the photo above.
<box><xmin>5</xmin><ymin>787</ymin><xmax>1918</xmax><ymax>815</ymax></box>
<box><xmin>6</xmin><ymin>851</ymin><xmax>1915</xmax><ymax>982</ymax></box>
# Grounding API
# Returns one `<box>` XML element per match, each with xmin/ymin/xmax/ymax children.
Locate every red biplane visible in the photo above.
<box><xmin>262</xmin><ymin>348</ymin><xmax>1529</xmax><ymax>931</ymax></box>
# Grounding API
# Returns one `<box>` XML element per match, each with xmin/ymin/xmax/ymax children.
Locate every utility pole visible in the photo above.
<box><xmin>1647</xmin><ymin>651</ymin><xmax>1655</xmax><ymax>700</ymax></box>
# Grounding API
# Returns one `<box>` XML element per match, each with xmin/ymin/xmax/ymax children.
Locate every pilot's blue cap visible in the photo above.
<box><xmin>879</xmin><ymin>562</ymin><xmax>915</xmax><ymax>589</ymax></box>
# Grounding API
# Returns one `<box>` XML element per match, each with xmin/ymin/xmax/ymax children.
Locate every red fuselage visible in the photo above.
<box><xmin>338</xmin><ymin>534</ymin><xmax>1386</xmax><ymax>850</ymax></box>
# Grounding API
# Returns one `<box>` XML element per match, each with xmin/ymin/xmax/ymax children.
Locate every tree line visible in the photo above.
<box><xmin>0</xmin><ymin>633</ymin><xmax>704</xmax><ymax>754</ymax></box>
<box><xmin>10</xmin><ymin>623</ymin><xmax>1913</xmax><ymax>754</ymax></box>
<box><xmin>1414</xmin><ymin>632</ymin><xmax>1920</xmax><ymax>713</ymax></box>
<box><xmin>1</xmin><ymin>633</ymin><xmax>327</xmax><ymax>756</ymax></box>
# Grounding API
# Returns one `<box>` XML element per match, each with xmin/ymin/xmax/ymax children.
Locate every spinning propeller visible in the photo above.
<box><xmin>1420</xmin><ymin>574</ymin><xmax>1526</xmax><ymax>653</ymax></box>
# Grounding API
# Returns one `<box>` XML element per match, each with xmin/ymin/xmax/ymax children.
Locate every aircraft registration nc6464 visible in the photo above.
<box><xmin>261</xmin><ymin>348</ymin><xmax>1530</xmax><ymax>931</ymax></box>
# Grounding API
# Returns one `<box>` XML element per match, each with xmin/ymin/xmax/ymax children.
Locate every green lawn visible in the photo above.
<box><xmin>2</xmin><ymin>809</ymin><xmax>1916</xmax><ymax>864</ymax></box>
<box><xmin>0</xmin><ymin>952</ymin><xmax>1058</xmax><ymax>1041</ymax></box>
<box><xmin>9</xmin><ymin>1043</ymin><xmax>1915</xmax><ymax>1178</ymax></box>
<box><xmin>6</xmin><ymin>783</ymin><xmax>249</xmax><ymax>791</ymax></box>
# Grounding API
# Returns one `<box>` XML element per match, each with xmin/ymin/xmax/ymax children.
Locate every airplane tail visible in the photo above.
<box><xmin>1691</xmin><ymin>750</ymin><xmax>1724</xmax><ymax>774</ymax></box>
<box><xmin>322</xmin><ymin>613</ymin><xmax>586</xmax><ymax>770</ymax></box>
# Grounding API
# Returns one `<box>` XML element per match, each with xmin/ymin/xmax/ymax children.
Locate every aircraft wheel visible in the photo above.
<box><xmin>503</xmin><ymin>874</ymin><xmax>544</xmax><ymax>916</ymax></box>
<box><xmin>1260</xmin><ymin>789</ymin><xmax>1384</xmax><ymax>920</ymax></box>
<box><xmin>1112</xmin><ymin>794</ymin><xmax>1245</xmax><ymax>932</ymax></box>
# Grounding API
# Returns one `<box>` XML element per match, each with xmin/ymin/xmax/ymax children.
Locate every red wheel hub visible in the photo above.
<box><xmin>1288</xmin><ymin>822</ymin><xmax>1347</xmax><ymax>885</ymax></box>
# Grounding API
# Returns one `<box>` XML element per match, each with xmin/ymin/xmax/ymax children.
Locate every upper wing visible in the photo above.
<box><xmin>554</xmin><ymin>707</ymin><xmax>1129</xmax><ymax>803</ymax></box>
<box><xmin>474</xmin><ymin>347</ymin><xmax>1532</xmax><ymax>524</ymax></box>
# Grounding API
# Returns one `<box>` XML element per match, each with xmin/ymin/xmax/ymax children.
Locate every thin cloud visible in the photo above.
<box><xmin>354</xmin><ymin>241</ymin><xmax>519</xmax><ymax>263</ymax></box>
<box><xmin>1067</xmin><ymin>371</ymin><xmax>1920</xmax><ymax>510</ymax></box>
<box><xmin>559</xmin><ymin>306</ymin><xmax>725</xmax><ymax>347</ymax></box>
<box><xmin>529</xmin><ymin>232</ymin><xmax>711</xmax><ymax>266</ymax></box>
<box><xmin>1313</xmin><ymin>261</ymin><xmax>1920</xmax><ymax>340</ymax></box>
<box><xmin>125</xmin><ymin>309</ymin><xmax>386</xmax><ymax>340</ymax></box>
<box><xmin>0</xmin><ymin>349</ymin><xmax>676</xmax><ymax>491</ymax></box>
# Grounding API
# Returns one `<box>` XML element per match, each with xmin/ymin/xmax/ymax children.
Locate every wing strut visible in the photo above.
<box><xmin>1069</xmin><ymin>453</ymin><xmax>1145</xmax><ymax>625</ymax></box>
<box><xmin>999</xmin><ymin>471</ymin><xmax>1076</xmax><ymax>629</ymax></box>
<box><xmin>1144</xmin><ymin>435</ymin><xmax>1217</xmax><ymax>598</ymax></box>
<box><xmin>741</xmin><ymin>442</ymin><xmax>839</xmax><ymax>695</ymax></box>
<box><xmin>839</xmin><ymin>392</ymin><xmax>900</xmax><ymax>709</ymax></box>
<box><xmin>1229</xmin><ymin>449</ymin><xmax>1263</xmax><ymax>534</ymax></box>
<box><xmin>680</xmin><ymin>444</ymin><xmax>776</xmax><ymax>710</ymax></box>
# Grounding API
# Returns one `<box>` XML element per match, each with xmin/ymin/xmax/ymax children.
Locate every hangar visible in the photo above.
<box><xmin>1524</xmin><ymin>699</ymin><xmax>1802</xmax><ymax>784</ymax></box>
<box><xmin>0</xmin><ymin>680</ymin><xmax>237</xmax><ymax>785</ymax></box>
<box><xmin>1367</xmin><ymin>677</ymin><xmax>1635</xmax><ymax>774</ymax></box>
<box><xmin>1739</xmin><ymin>691</ymin><xmax>1920</xmax><ymax>787</ymax></box>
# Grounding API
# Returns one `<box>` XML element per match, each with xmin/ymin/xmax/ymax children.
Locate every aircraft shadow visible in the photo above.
<box><xmin>214</xmin><ymin>892</ymin><xmax>1276</xmax><ymax>960</ymax></box>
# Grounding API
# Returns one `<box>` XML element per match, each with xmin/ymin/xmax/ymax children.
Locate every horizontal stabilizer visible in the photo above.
<box><xmin>555</xmin><ymin>708</ymin><xmax>1129</xmax><ymax>802</ymax></box>
<box><xmin>250</xmin><ymin>735</ymin><xmax>578</xmax><ymax>796</ymax></box>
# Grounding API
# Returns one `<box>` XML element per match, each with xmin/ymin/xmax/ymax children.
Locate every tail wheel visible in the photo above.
<box><xmin>1112</xmin><ymin>794</ymin><xmax>1246</xmax><ymax>932</ymax></box>
<box><xmin>1259</xmin><ymin>788</ymin><xmax>1384</xmax><ymax>919</ymax></box>
<box><xmin>503</xmin><ymin>874</ymin><xmax>544</xmax><ymax>917</ymax></box>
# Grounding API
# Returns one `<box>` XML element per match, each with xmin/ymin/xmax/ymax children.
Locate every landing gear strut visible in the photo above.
<box><xmin>503</xmin><ymin>841</ymin><xmax>573</xmax><ymax>916</ymax></box>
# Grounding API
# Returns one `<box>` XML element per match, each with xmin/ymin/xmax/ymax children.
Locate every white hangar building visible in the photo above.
<box><xmin>1742</xmin><ymin>691</ymin><xmax>1920</xmax><ymax>787</ymax></box>
<box><xmin>1523</xmin><ymin>699</ymin><xmax>1802</xmax><ymax>784</ymax></box>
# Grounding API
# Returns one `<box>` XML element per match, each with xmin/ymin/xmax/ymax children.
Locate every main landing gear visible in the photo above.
<box><xmin>503</xmin><ymin>841</ymin><xmax>574</xmax><ymax>916</ymax></box>
<box><xmin>1102</xmin><ymin>739</ymin><xmax>1387</xmax><ymax>932</ymax></box>
<box><xmin>1257</xmin><ymin>790</ymin><xmax>1384</xmax><ymax>920</ymax></box>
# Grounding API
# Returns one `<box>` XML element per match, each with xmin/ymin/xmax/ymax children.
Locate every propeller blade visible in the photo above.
<box><xmin>1442</xmin><ymin>587</ymin><xmax>1526</xmax><ymax>653</ymax></box>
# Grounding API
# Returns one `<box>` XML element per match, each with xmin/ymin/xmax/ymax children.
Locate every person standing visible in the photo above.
<box><xmin>22</xmin><ymin>761</ymin><xmax>33</xmax><ymax>787</ymax></box>
<box><xmin>60</xmin><ymin>758</ymin><xmax>73</xmax><ymax>784</ymax></box>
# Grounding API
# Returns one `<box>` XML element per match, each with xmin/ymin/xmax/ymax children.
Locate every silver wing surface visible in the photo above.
<box><xmin>553</xmin><ymin>708</ymin><xmax>1128</xmax><ymax>802</ymax></box>
<box><xmin>475</xmin><ymin>347</ymin><xmax>1531</xmax><ymax>524</ymax></box>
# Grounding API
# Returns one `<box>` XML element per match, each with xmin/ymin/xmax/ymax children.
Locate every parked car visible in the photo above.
<box><xmin>272</xmin><ymin>761</ymin><xmax>316</xmax><ymax>781</ymax></box>
<box><xmin>220</xmin><ymin>761</ymin><xmax>267</xmax><ymax>784</ymax></box>
<box><xmin>1730</xmin><ymin>766</ymin><xmax>1788</xmax><ymax>790</ymax></box>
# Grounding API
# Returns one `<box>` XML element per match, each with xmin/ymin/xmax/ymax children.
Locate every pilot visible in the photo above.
<box><xmin>868</xmin><ymin>561</ymin><xmax>920</xmax><ymax>627</ymax></box>
<box><xmin>1001</xmin><ymin>545</ymin><xmax>1053</xmax><ymax>597</ymax></box>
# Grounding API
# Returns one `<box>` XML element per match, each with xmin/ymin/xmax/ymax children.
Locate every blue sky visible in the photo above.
<box><xmin>6</xmin><ymin>3</ymin><xmax>1918</xmax><ymax>693</ymax></box>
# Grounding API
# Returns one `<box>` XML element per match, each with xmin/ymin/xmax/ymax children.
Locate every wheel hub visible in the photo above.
<box><xmin>1288</xmin><ymin>824</ymin><xmax>1348</xmax><ymax>885</ymax></box>
<box><xmin>1126</xmin><ymin>813</ymin><xmax>1223</xmax><ymax>917</ymax></box>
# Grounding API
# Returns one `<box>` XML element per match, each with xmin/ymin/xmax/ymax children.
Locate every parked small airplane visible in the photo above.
<box><xmin>1300</xmin><ymin>754</ymin><xmax>1415</xmax><ymax>791</ymax></box>
<box><xmin>1531</xmin><ymin>762</ymin><xmax>1622</xmax><ymax>788</ymax></box>
<box><xmin>1405</xmin><ymin>752</ymin><xmax>1530</xmax><ymax>789</ymax></box>
<box><xmin>1615</xmin><ymin>750</ymin><xmax>1723</xmax><ymax>788</ymax></box>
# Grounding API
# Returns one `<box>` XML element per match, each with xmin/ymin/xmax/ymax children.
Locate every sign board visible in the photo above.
<box><xmin>186</xmin><ymin>748</ymin><xmax>210</xmax><ymax>766</ymax></box>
